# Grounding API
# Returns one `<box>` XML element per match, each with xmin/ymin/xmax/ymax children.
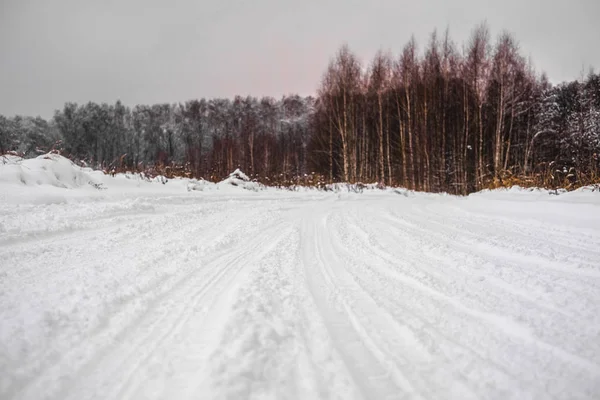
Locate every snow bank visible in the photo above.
<box><xmin>0</xmin><ymin>155</ymin><xmax>275</xmax><ymax>205</ymax></box>
<box><xmin>0</xmin><ymin>154</ymin><xmax>24</xmax><ymax>164</ymax></box>
<box><xmin>0</xmin><ymin>153</ymin><xmax>100</xmax><ymax>189</ymax></box>
<box><xmin>216</xmin><ymin>169</ymin><xmax>264</xmax><ymax>192</ymax></box>
<box><xmin>471</xmin><ymin>184</ymin><xmax>600</xmax><ymax>206</ymax></box>
<box><xmin>186</xmin><ymin>169</ymin><xmax>264</xmax><ymax>192</ymax></box>
<box><xmin>2</xmin><ymin>153</ymin><xmax>597</xmax><ymax>206</ymax></box>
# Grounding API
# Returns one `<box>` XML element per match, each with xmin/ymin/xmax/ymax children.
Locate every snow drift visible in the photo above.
<box><xmin>187</xmin><ymin>169</ymin><xmax>263</xmax><ymax>192</ymax></box>
<box><xmin>0</xmin><ymin>154</ymin><xmax>273</xmax><ymax>205</ymax></box>
<box><xmin>216</xmin><ymin>169</ymin><xmax>263</xmax><ymax>191</ymax></box>
<box><xmin>0</xmin><ymin>153</ymin><xmax>100</xmax><ymax>189</ymax></box>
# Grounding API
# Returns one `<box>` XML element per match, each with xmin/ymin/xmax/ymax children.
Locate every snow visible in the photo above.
<box><xmin>217</xmin><ymin>168</ymin><xmax>263</xmax><ymax>191</ymax></box>
<box><xmin>1</xmin><ymin>155</ymin><xmax>600</xmax><ymax>400</ymax></box>
<box><xmin>0</xmin><ymin>153</ymin><xmax>100</xmax><ymax>189</ymax></box>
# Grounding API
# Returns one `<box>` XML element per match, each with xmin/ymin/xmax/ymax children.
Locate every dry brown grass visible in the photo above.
<box><xmin>488</xmin><ymin>164</ymin><xmax>600</xmax><ymax>192</ymax></box>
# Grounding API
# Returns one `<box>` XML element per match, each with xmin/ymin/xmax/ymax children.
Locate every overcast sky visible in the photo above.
<box><xmin>1</xmin><ymin>0</ymin><xmax>599</xmax><ymax>118</ymax></box>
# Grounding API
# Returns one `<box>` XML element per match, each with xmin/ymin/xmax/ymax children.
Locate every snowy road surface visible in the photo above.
<box><xmin>2</xmin><ymin>187</ymin><xmax>600</xmax><ymax>400</ymax></box>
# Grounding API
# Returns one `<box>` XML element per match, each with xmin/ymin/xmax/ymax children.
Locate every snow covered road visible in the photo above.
<box><xmin>2</xmin><ymin>187</ymin><xmax>600</xmax><ymax>400</ymax></box>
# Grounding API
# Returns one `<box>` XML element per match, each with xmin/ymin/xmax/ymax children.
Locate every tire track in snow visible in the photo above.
<box><xmin>325</xmin><ymin>209</ymin><xmax>500</xmax><ymax>400</ymax></box>
<box><xmin>300</xmin><ymin>204</ymin><xmax>425</xmax><ymax>400</ymax></box>
<box><xmin>395</xmin><ymin>202</ymin><xmax>600</xmax><ymax>277</ymax></box>
<box><xmin>206</xmin><ymin>227</ymin><xmax>312</xmax><ymax>400</ymax></box>
<box><xmin>334</xmin><ymin>208</ymin><xmax>561</xmax><ymax>399</ymax></box>
<box><xmin>379</xmin><ymin>202</ymin><xmax>600</xmax><ymax>317</ymax></box>
<box><xmin>336</xmin><ymin>199</ymin><xmax>600</xmax><ymax>399</ymax></box>
<box><xmin>3</xmin><ymin>201</ymin><xmax>284</xmax><ymax>400</ymax></box>
<box><xmin>102</xmin><ymin>220</ymin><xmax>293</xmax><ymax>400</ymax></box>
<box><xmin>3</xmin><ymin>191</ymin><xmax>600</xmax><ymax>400</ymax></box>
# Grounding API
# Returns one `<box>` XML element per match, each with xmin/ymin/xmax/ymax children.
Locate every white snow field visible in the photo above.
<box><xmin>1</xmin><ymin>155</ymin><xmax>600</xmax><ymax>400</ymax></box>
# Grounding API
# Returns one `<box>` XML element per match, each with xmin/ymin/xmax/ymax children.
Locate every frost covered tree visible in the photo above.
<box><xmin>0</xmin><ymin>116</ymin><xmax>17</xmax><ymax>154</ymax></box>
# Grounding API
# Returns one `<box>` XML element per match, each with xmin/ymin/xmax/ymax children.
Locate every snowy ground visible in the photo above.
<box><xmin>1</xmin><ymin>155</ymin><xmax>600</xmax><ymax>400</ymax></box>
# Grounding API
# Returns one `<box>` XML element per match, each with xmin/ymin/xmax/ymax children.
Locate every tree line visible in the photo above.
<box><xmin>0</xmin><ymin>96</ymin><xmax>314</xmax><ymax>182</ymax></box>
<box><xmin>1</xmin><ymin>24</ymin><xmax>599</xmax><ymax>193</ymax></box>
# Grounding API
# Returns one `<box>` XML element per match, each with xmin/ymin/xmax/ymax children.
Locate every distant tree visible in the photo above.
<box><xmin>368</xmin><ymin>50</ymin><xmax>392</xmax><ymax>184</ymax></box>
<box><xmin>0</xmin><ymin>116</ymin><xmax>16</xmax><ymax>154</ymax></box>
<box><xmin>2</xmin><ymin>22</ymin><xmax>598</xmax><ymax>191</ymax></box>
<box><xmin>464</xmin><ymin>22</ymin><xmax>492</xmax><ymax>189</ymax></box>
<box><xmin>319</xmin><ymin>45</ymin><xmax>363</xmax><ymax>182</ymax></box>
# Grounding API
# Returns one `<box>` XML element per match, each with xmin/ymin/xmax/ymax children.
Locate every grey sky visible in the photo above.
<box><xmin>1</xmin><ymin>0</ymin><xmax>599</xmax><ymax>118</ymax></box>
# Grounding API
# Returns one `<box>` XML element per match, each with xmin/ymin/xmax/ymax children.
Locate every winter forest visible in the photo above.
<box><xmin>1</xmin><ymin>24</ymin><xmax>599</xmax><ymax>194</ymax></box>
